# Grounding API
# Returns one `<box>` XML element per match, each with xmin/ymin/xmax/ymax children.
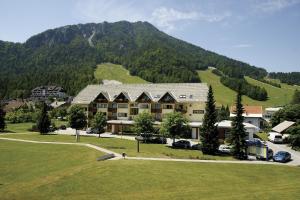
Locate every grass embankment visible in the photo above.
<box><xmin>1</xmin><ymin>140</ymin><xmax>300</xmax><ymax>200</ymax></box>
<box><xmin>94</xmin><ymin>63</ymin><xmax>147</xmax><ymax>84</ymax></box>
<box><xmin>198</xmin><ymin>69</ymin><xmax>299</xmax><ymax>107</ymax></box>
<box><xmin>0</xmin><ymin>132</ymin><xmax>232</xmax><ymax>160</ymax></box>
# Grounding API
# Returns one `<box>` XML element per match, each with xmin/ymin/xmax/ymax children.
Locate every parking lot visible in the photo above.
<box><xmin>267</xmin><ymin>141</ymin><xmax>300</xmax><ymax>165</ymax></box>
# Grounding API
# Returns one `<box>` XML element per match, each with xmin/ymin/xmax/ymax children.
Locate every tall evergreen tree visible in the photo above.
<box><xmin>200</xmin><ymin>86</ymin><xmax>219</xmax><ymax>154</ymax></box>
<box><xmin>230</xmin><ymin>86</ymin><xmax>247</xmax><ymax>159</ymax></box>
<box><xmin>217</xmin><ymin>105</ymin><xmax>230</xmax><ymax>122</ymax></box>
<box><xmin>37</xmin><ymin>102</ymin><xmax>51</xmax><ymax>134</ymax></box>
<box><xmin>0</xmin><ymin>107</ymin><xmax>6</xmax><ymax>131</ymax></box>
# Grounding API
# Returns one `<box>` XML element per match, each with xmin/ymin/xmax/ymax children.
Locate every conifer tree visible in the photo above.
<box><xmin>0</xmin><ymin>107</ymin><xmax>6</xmax><ymax>131</ymax></box>
<box><xmin>37</xmin><ymin>102</ymin><xmax>51</xmax><ymax>134</ymax></box>
<box><xmin>200</xmin><ymin>86</ymin><xmax>219</xmax><ymax>154</ymax></box>
<box><xmin>230</xmin><ymin>86</ymin><xmax>247</xmax><ymax>159</ymax></box>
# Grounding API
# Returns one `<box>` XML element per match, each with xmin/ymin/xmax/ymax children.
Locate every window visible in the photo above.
<box><xmin>112</xmin><ymin>103</ymin><xmax>117</xmax><ymax>108</ymax></box>
<box><xmin>118</xmin><ymin>103</ymin><xmax>128</xmax><ymax>108</ymax></box>
<box><xmin>163</xmin><ymin>104</ymin><xmax>173</xmax><ymax>109</ymax></box>
<box><xmin>97</xmin><ymin>103</ymin><xmax>107</xmax><ymax>108</ymax></box>
<box><xmin>193</xmin><ymin>110</ymin><xmax>204</xmax><ymax>114</ymax></box>
<box><xmin>179</xmin><ymin>95</ymin><xmax>186</xmax><ymax>98</ymax></box>
<box><xmin>130</xmin><ymin>108</ymin><xmax>139</xmax><ymax>115</ymax></box>
<box><xmin>139</xmin><ymin>103</ymin><xmax>149</xmax><ymax>109</ymax></box>
<box><xmin>118</xmin><ymin>113</ymin><xmax>128</xmax><ymax>117</ymax></box>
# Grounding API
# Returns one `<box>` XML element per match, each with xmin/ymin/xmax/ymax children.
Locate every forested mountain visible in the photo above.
<box><xmin>269</xmin><ymin>72</ymin><xmax>300</xmax><ymax>86</ymax></box>
<box><xmin>0</xmin><ymin>21</ymin><xmax>267</xmax><ymax>98</ymax></box>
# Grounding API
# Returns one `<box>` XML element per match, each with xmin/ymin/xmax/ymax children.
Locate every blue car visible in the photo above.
<box><xmin>273</xmin><ymin>151</ymin><xmax>291</xmax><ymax>163</ymax></box>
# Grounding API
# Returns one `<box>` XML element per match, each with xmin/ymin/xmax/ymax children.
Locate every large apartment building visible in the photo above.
<box><xmin>72</xmin><ymin>83</ymin><xmax>208</xmax><ymax>139</ymax></box>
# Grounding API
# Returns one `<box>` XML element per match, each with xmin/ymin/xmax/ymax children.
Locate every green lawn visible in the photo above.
<box><xmin>1</xmin><ymin>140</ymin><xmax>300</xmax><ymax>200</ymax></box>
<box><xmin>94</xmin><ymin>63</ymin><xmax>148</xmax><ymax>83</ymax></box>
<box><xmin>0</xmin><ymin>132</ymin><xmax>233</xmax><ymax>160</ymax></box>
<box><xmin>5</xmin><ymin>122</ymin><xmax>35</xmax><ymax>133</ymax></box>
<box><xmin>198</xmin><ymin>69</ymin><xmax>299</xmax><ymax>107</ymax></box>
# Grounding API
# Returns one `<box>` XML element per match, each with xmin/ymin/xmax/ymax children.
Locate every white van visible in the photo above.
<box><xmin>268</xmin><ymin>132</ymin><xmax>283</xmax><ymax>143</ymax></box>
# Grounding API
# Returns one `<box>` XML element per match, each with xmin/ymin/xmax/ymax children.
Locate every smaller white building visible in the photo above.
<box><xmin>264</xmin><ymin>107</ymin><xmax>282</xmax><ymax>122</ymax></box>
<box><xmin>230</xmin><ymin>106</ymin><xmax>264</xmax><ymax>129</ymax></box>
<box><xmin>216</xmin><ymin>120</ymin><xmax>259</xmax><ymax>141</ymax></box>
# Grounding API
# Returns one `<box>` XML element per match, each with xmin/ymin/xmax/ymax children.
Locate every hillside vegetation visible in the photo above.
<box><xmin>198</xmin><ymin>70</ymin><xmax>299</xmax><ymax>107</ymax></box>
<box><xmin>0</xmin><ymin>21</ymin><xmax>267</xmax><ymax>98</ymax></box>
<box><xmin>94</xmin><ymin>63</ymin><xmax>147</xmax><ymax>84</ymax></box>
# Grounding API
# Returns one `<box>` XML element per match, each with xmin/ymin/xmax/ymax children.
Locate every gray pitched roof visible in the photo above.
<box><xmin>72</xmin><ymin>83</ymin><xmax>208</xmax><ymax>105</ymax></box>
<box><xmin>272</xmin><ymin>120</ymin><xmax>295</xmax><ymax>133</ymax></box>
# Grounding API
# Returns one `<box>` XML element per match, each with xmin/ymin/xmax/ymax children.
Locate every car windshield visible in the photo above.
<box><xmin>277</xmin><ymin>151</ymin><xmax>286</xmax><ymax>155</ymax></box>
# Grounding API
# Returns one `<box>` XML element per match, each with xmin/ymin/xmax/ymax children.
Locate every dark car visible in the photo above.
<box><xmin>256</xmin><ymin>148</ymin><xmax>273</xmax><ymax>160</ymax></box>
<box><xmin>273</xmin><ymin>151</ymin><xmax>291</xmax><ymax>163</ymax></box>
<box><xmin>150</xmin><ymin>136</ymin><xmax>167</xmax><ymax>144</ymax></box>
<box><xmin>172</xmin><ymin>140</ymin><xmax>191</xmax><ymax>149</ymax></box>
<box><xmin>59</xmin><ymin>125</ymin><xmax>66</xmax><ymax>130</ymax></box>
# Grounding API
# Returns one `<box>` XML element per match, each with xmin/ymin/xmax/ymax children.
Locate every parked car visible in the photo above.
<box><xmin>150</xmin><ymin>136</ymin><xmax>167</xmax><ymax>144</ymax></box>
<box><xmin>59</xmin><ymin>125</ymin><xmax>66</xmax><ymax>130</ymax></box>
<box><xmin>268</xmin><ymin>132</ymin><xmax>283</xmax><ymax>143</ymax></box>
<box><xmin>191</xmin><ymin>143</ymin><xmax>201</xmax><ymax>150</ymax></box>
<box><xmin>49</xmin><ymin>125</ymin><xmax>57</xmax><ymax>132</ymax></box>
<box><xmin>218</xmin><ymin>145</ymin><xmax>232</xmax><ymax>154</ymax></box>
<box><xmin>246</xmin><ymin>138</ymin><xmax>265</xmax><ymax>146</ymax></box>
<box><xmin>256</xmin><ymin>148</ymin><xmax>273</xmax><ymax>160</ymax></box>
<box><xmin>172</xmin><ymin>140</ymin><xmax>191</xmax><ymax>149</ymax></box>
<box><xmin>273</xmin><ymin>151</ymin><xmax>291</xmax><ymax>163</ymax></box>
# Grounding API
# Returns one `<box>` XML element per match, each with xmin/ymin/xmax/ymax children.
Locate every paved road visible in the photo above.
<box><xmin>266</xmin><ymin>141</ymin><xmax>300</xmax><ymax>166</ymax></box>
<box><xmin>1</xmin><ymin>137</ymin><xmax>299</xmax><ymax>166</ymax></box>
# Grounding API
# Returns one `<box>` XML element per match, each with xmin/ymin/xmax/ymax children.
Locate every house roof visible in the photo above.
<box><xmin>272</xmin><ymin>120</ymin><xmax>295</xmax><ymax>133</ymax></box>
<box><xmin>50</xmin><ymin>101</ymin><xmax>67</xmax><ymax>109</ymax></box>
<box><xmin>72</xmin><ymin>83</ymin><xmax>208</xmax><ymax>105</ymax></box>
<box><xmin>216</xmin><ymin>120</ymin><xmax>259</xmax><ymax>129</ymax></box>
<box><xmin>230</xmin><ymin>106</ymin><xmax>263</xmax><ymax>118</ymax></box>
<box><xmin>265</xmin><ymin>107</ymin><xmax>282</xmax><ymax>112</ymax></box>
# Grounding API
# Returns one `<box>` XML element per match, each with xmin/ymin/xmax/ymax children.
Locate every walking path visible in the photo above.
<box><xmin>0</xmin><ymin>137</ymin><xmax>298</xmax><ymax>166</ymax></box>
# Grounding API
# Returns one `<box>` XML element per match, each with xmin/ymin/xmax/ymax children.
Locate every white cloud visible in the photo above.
<box><xmin>254</xmin><ymin>0</ymin><xmax>300</xmax><ymax>13</ymax></box>
<box><xmin>74</xmin><ymin>0</ymin><xmax>231</xmax><ymax>33</ymax></box>
<box><xmin>151</xmin><ymin>7</ymin><xmax>231</xmax><ymax>32</ymax></box>
<box><xmin>232</xmin><ymin>44</ymin><xmax>253</xmax><ymax>48</ymax></box>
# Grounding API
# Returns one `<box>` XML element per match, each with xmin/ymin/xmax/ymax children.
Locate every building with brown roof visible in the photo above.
<box><xmin>230</xmin><ymin>106</ymin><xmax>264</xmax><ymax>129</ymax></box>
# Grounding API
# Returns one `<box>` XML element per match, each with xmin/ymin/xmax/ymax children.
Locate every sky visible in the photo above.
<box><xmin>0</xmin><ymin>0</ymin><xmax>299</xmax><ymax>72</ymax></box>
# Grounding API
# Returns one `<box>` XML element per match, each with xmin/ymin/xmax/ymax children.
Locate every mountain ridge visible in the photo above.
<box><xmin>0</xmin><ymin>21</ymin><xmax>267</xmax><ymax>98</ymax></box>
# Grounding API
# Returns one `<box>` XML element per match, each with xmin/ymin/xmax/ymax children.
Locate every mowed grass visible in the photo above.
<box><xmin>1</xmin><ymin>140</ymin><xmax>300</xmax><ymax>200</ymax></box>
<box><xmin>5</xmin><ymin>122</ymin><xmax>35</xmax><ymax>133</ymax></box>
<box><xmin>0</xmin><ymin>132</ymin><xmax>233</xmax><ymax>160</ymax></box>
<box><xmin>198</xmin><ymin>69</ymin><xmax>299</xmax><ymax>107</ymax></box>
<box><xmin>94</xmin><ymin>63</ymin><xmax>148</xmax><ymax>83</ymax></box>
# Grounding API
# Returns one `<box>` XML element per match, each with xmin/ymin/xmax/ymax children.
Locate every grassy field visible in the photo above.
<box><xmin>1</xmin><ymin>140</ymin><xmax>300</xmax><ymax>200</ymax></box>
<box><xmin>198</xmin><ymin>69</ymin><xmax>299</xmax><ymax>107</ymax></box>
<box><xmin>5</xmin><ymin>122</ymin><xmax>35</xmax><ymax>133</ymax></box>
<box><xmin>94</xmin><ymin>63</ymin><xmax>147</xmax><ymax>84</ymax></box>
<box><xmin>0</xmin><ymin>132</ymin><xmax>233</xmax><ymax>160</ymax></box>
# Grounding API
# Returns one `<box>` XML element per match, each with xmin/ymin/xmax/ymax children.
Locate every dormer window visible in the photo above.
<box><xmin>179</xmin><ymin>95</ymin><xmax>186</xmax><ymax>98</ymax></box>
<box><xmin>189</xmin><ymin>95</ymin><xmax>193</xmax><ymax>99</ymax></box>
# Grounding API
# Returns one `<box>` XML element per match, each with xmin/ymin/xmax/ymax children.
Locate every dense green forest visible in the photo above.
<box><xmin>0</xmin><ymin>21</ymin><xmax>268</xmax><ymax>98</ymax></box>
<box><xmin>269</xmin><ymin>72</ymin><xmax>300</xmax><ymax>86</ymax></box>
